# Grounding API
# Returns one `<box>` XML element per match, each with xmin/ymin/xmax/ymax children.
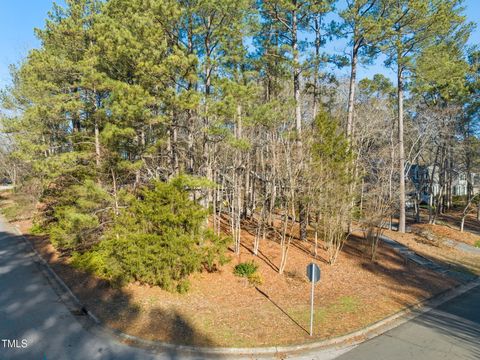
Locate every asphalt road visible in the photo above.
<box><xmin>336</xmin><ymin>285</ymin><xmax>480</xmax><ymax>360</ymax></box>
<box><xmin>0</xmin><ymin>215</ymin><xmax>478</xmax><ymax>360</ymax></box>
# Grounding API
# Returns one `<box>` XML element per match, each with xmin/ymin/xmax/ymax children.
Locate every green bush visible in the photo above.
<box><xmin>29</xmin><ymin>222</ymin><xmax>46</xmax><ymax>235</ymax></box>
<box><xmin>72</xmin><ymin>176</ymin><xmax>229</xmax><ymax>292</ymax></box>
<box><xmin>50</xmin><ymin>208</ymin><xmax>100</xmax><ymax>250</ymax></box>
<box><xmin>234</xmin><ymin>261</ymin><xmax>258</xmax><ymax>277</ymax></box>
<box><xmin>475</xmin><ymin>240</ymin><xmax>480</xmax><ymax>248</ymax></box>
<box><xmin>47</xmin><ymin>180</ymin><xmax>113</xmax><ymax>251</ymax></box>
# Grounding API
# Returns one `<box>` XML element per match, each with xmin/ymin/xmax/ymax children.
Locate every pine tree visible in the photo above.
<box><xmin>72</xmin><ymin>175</ymin><xmax>228</xmax><ymax>292</ymax></box>
<box><xmin>380</xmin><ymin>0</ymin><xmax>467</xmax><ymax>233</ymax></box>
<box><xmin>340</xmin><ymin>0</ymin><xmax>391</xmax><ymax>140</ymax></box>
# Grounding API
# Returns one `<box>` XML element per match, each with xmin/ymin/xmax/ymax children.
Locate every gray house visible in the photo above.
<box><xmin>408</xmin><ymin>164</ymin><xmax>479</xmax><ymax>204</ymax></box>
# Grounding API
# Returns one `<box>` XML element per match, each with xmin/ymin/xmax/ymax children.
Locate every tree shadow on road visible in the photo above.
<box><xmin>410</xmin><ymin>292</ymin><xmax>480</xmax><ymax>359</ymax></box>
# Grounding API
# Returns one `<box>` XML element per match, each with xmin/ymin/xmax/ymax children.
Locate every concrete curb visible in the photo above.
<box><xmin>8</xmin><ymin>220</ymin><xmax>480</xmax><ymax>357</ymax></box>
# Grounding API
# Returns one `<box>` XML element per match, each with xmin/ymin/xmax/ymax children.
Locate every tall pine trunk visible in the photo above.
<box><xmin>292</xmin><ymin>6</ymin><xmax>306</xmax><ymax>241</ymax></box>
<box><xmin>397</xmin><ymin>64</ymin><xmax>406</xmax><ymax>233</ymax></box>
<box><xmin>346</xmin><ymin>36</ymin><xmax>360</xmax><ymax>140</ymax></box>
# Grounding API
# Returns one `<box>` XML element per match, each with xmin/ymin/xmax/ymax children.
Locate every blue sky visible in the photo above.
<box><xmin>0</xmin><ymin>0</ymin><xmax>479</xmax><ymax>88</ymax></box>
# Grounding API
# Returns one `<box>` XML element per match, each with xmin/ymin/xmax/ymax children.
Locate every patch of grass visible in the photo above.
<box><xmin>475</xmin><ymin>240</ymin><xmax>480</xmax><ymax>248</ymax></box>
<box><xmin>435</xmin><ymin>219</ymin><xmax>449</xmax><ymax>227</ymax></box>
<box><xmin>195</xmin><ymin>316</ymin><xmax>243</xmax><ymax>346</ymax></box>
<box><xmin>234</xmin><ymin>261</ymin><xmax>263</xmax><ymax>286</ymax></box>
<box><xmin>1</xmin><ymin>204</ymin><xmax>22</xmax><ymax>220</ymax></box>
<box><xmin>452</xmin><ymin>195</ymin><xmax>467</xmax><ymax>207</ymax></box>
<box><xmin>288</xmin><ymin>295</ymin><xmax>361</xmax><ymax>327</ymax></box>
<box><xmin>0</xmin><ymin>192</ymin><xmax>36</xmax><ymax>221</ymax></box>
<box><xmin>147</xmin><ymin>296</ymin><xmax>158</xmax><ymax>306</ymax></box>
<box><xmin>213</xmin><ymin>325</ymin><xmax>240</xmax><ymax>346</ymax></box>
<box><xmin>336</xmin><ymin>296</ymin><xmax>359</xmax><ymax>313</ymax></box>
<box><xmin>29</xmin><ymin>222</ymin><xmax>46</xmax><ymax>235</ymax></box>
<box><xmin>288</xmin><ymin>306</ymin><xmax>328</xmax><ymax>325</ymax></box>
<box><xmin>2</xmin><ymin>202</ymin><xmax>33</xmax><ymax>221</ymax></box>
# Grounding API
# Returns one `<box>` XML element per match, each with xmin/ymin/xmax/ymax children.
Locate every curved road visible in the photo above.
<box><xmin>335</xmin><ymin>285</ymin><xmax>480</xmax><ymax>360</ymax></box>
<box><xmin>0</xmin><ymin>216</ymin><xmax>479</xmax><ymax>360</ymax></box>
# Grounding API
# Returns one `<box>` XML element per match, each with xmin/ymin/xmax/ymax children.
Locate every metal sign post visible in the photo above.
<box><xmin>306</xmin><ymin>263</ymin><xmax>321</xmax><ymax>337</ymax></box>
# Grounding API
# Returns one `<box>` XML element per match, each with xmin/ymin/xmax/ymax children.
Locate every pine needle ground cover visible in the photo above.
<box><xmin>435</xmin><ymin>210</ymin><xmax>480</xmax><ymax>247</ymax></box>
<box><xmin>7</xmin><ymin>211</ymin><xmax>462</xmax><ymax>348</ymax></box>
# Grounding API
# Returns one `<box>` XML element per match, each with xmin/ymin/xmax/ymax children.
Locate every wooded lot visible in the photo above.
<box><xmin>1</xmin><ymin>0</ymin><xmax>479</xmax><ymax>291</ymax></box>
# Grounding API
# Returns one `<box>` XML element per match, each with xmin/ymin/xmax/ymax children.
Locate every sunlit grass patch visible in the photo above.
<box><xmin>0</xmin><ymin>192</ymin><xmax>36</xmax><ymax>222</ymax></box>
<box><xmin>288</xmin><ymin>295</ymin><xmax>361</xmax><ymax>329</ymax></box>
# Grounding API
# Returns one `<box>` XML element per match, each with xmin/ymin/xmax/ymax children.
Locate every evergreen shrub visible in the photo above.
<box><xmin>234</xmin><ymin>260</ymin><xmax>258</xmax><ymax>277</ymax></box>
<box><xmin>72</xmin><ymin>176</ymin><xmax>229</xmax><ymax>292</ymax></box>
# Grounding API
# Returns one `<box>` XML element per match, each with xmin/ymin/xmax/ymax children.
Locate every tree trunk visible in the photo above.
<box><xmin>111</xmin><ymin>168</ymin><xmax>119</xmax><ymax>216</ymax></box>
<box><xmin>94</xmin><ymin>120</ymin><xmax>100</xmax><ymax>168</ymax></box>
<box><xmin>389</xmin><ymin>117</ymin><xmax>395</xmax><ymax>229</ymax></box>
<box><xmin>312</xmin><ymin>15</ymin><xmax>321</xmax><ymax>120</ymax></box>
<box><xmin>203</xmin><ymin>16</ymin><xmax>213</xmax><ymax>207</ymax></box>
<box><xmin>292</xmin><ymin>7</ymin><xmax>306</xmax><ymax>241</ymax></box>
<box><xmin>186</xmin><ymin>18</ymin><xmax>195</xmax><ymax>175</ymax></box>
<box><xmin>93</xmin><ymin>88</ymin><xmax>101</xmax><ymax>168</ymax></box>
<box><xmin>428</xmin><ymin>146</ymin><xmax>440</xmax><ymax>224</ymax></box>
<box><xmin>292</xmin><ymin>8</ymin><xmax>302</xmax><ymax>140</ymax></box>
<box><xmin>170</xmin><ymin>120</ymin><xmax>179</xmax><ymax>176</ymax></box>
<box><xmin>397</xmin><ymin>64</ymin><xmax>406</xmax><ymax>233</ymax></box>
<box><xmin>346</xmin><ymin>37</ymin><xmax>360</xmax><ymax>140</ymax></box>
